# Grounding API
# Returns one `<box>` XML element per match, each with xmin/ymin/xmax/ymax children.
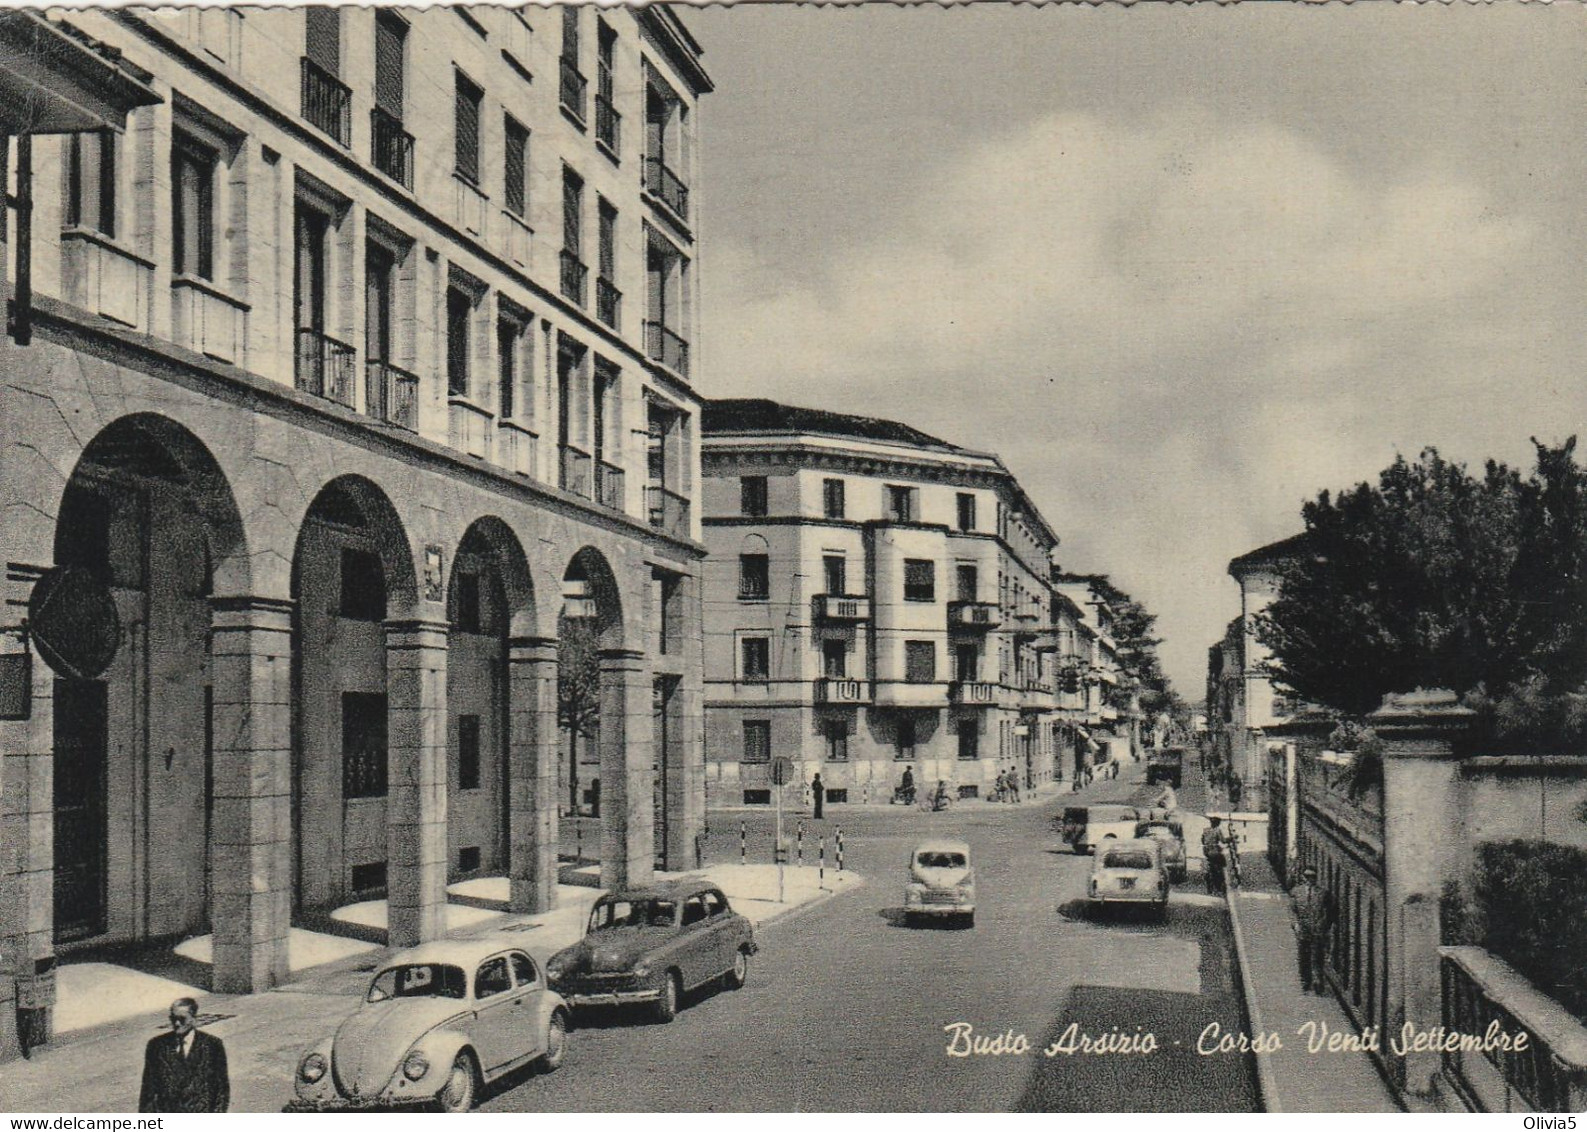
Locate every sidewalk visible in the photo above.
<box><xmin>1229</xmin><ymin>853</ymin><xmax>1402</xmax><ymax>1113</ymax></box>
<box><xmin>710</xmin><ymin>776</ymin><xmax>1073</xmax><ymax>815</ymax></box>
<box><xmin>1</xmin><ymin>863</ymin><xmax>861</xmax><ymax>1114</ymax></box>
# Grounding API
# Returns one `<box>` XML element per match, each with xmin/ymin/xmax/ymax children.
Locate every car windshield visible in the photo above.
<box><xmin>1093</xmin><ymin>806</ymin><xmax>1133</xmax><ymax>820</ymax></box>
<box><xmin>1139</xmin><ymin>824</ymin><xmax>1180</xmax><ymax>839</ymax></box>
<box><xmin>1102</xmin><ymin>849</ymin><xmax>1156</xmax><ymax>871</ymax></box>
<box><xmin>367</xmin><ymin>963</ymin><xmax>467</xmax><ymax>1002</ymax></box>
<box><xmin>589</xmin><ymin>898</ymin><xmax>678</xmax><ymax>931</ymax></box>
<box><xmin>916</xmin><ymin>851</ymin><xmax>967</xmax><ymax>869</ymax></box>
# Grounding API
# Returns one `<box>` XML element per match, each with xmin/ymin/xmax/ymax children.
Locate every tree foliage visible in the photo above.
<box><xmin>558</xmin><ymin>614</ymin><xmax>602</xmax><ymax>742</ymax></box>
<box><xmin>1257</xmin><ymin>439</ymin><xmax>1587</xmax><ymax>726</ymax></box>
<box><xmin>1086</xmin><ymin>576</ymin><xmax>1176</xmax><ymax>714</ymax></box>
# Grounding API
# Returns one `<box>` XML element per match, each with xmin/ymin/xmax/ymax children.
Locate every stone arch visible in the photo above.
<box><xmin>562</xmin><ymin>544</ymin><xmax>625</xmax><ymax>650</ymax></box>
<box><xmin>451</xmin><ymin>515</ymin><xmax>539</xmax><ymax>639</ymax></box>
<box><xmin>289</xmin><ymin>474</ymin><xmax>418</xmax><ymax>614</ymax></box>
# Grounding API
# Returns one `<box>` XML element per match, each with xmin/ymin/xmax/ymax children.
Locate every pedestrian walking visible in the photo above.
<box><xmin>812</xmin><ymin>772</ymin><xmax>824</xmax><ymax>819</ymax></box>
<box><xmin>1201</xmin><ymin>817</ymin><xmax>1229</xmax><ymax>896</ymax></box>
<box><xmin>1008</xmin><ymin>768</ymin><xmax>1021</xmax><ymax>803</ymax></box>
<box><xmin>1289</xmin><ymin>865</ymin><xmax>1334</xmax><ymax>994</ymax></box>
<box><xmin>1228</xmin><ymin>774</ymin><xmax>1244</xmax><ymax>811</ymax></box>
<box><xmin>139</xmin><ymin>998</ymin><xmax>229</xmax><ymax>1113</ymax></box>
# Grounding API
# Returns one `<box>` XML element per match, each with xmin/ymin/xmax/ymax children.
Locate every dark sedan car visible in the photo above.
<box><xmin>545</xmin><ymin>881</ymin><xmax>758</xmax><ymax>1023</ymax></box>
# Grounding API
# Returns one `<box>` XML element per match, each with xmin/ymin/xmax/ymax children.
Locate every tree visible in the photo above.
<box><xmin>558</xmin><ymin>615</ymin><xmax>602</xmax><ymax>811</ymax></box>
<box><xmin>1258</xmin><ymin>440</ymin><xmax>1587</xmax><ymax>733</ymax></box>
<box><xmin>1086</xmin><ymin>576</ymin><xmax>1175</xmax><ymax>712</ymax></box>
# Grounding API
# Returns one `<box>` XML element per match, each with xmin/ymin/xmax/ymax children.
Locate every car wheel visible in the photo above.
<box><xmin>725</xmin><ymin>946</ymin><xmax>749</xmax><ymax>990</ymax></box>
<box><xmin>653</xmin><ymin>971</ymin><xmax>681</xmax><ymax>1023</ymax></box>
<box><xmin>538</xmin><ymin>1010</ymin><xmax>568</xmax><ymax>1073</ymax></box>
<box><xmin>436</xmin><ymin>1050</ymin><xmax>479</xmax><ymax>1113</ymax></box>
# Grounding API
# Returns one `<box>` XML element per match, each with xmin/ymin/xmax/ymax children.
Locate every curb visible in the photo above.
<box><xmin>753</xmin><ymin>873</ymin><xmax>866</xmax><ymax>930</ymax></box>
<box><xmin>1224</xmin><ymin>883</ymin><xmax>1284</xmax><ymax>1113</ymax></box>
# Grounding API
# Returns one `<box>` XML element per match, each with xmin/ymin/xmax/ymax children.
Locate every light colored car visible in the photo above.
<box><xmin>1061</xmin><ymin>803</ymin><xmax>1141</xmax><ymax>855</ymax></box>
<box><xmin>293</xmin><ymin>938</ymin><xmax>568</xmax><ymax>1112</ymax></box>
<box><xmin>1134</xmin><ymin>819</ymin><xmax>1188</xmax><ymax>884</ymax></box>
<box><xmin>1089</xmin><ymin>837</ymin><xmax>1170</xmax><ymax>919</ymax></box>
<box><xmin>546</xmin><ymin>881</ymin><xmax>758</xmax><ymax>1023</ymax></box>
<box><xmin>904</xmin><ymin>838</ymin><xmax>976</xmax><ymax>927</ymax></box>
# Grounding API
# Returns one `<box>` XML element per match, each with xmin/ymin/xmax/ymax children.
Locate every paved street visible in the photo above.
<box><xmin>481</xmin><ymin>766</ymin><xmax>1257</xmax><ymax>1113</ymax></box>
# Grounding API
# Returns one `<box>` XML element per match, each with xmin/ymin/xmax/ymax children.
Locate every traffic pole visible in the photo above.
<box><xmin>575</xmin><ymin>819</ymin><xmax>582</xmax><ymax>866</ymax></box>
<box><xmin>837</xmin><ymin>827</ymin><xmax>845</xmax><ymax>872</ymax></box>
<box><xmin>797</xmin><ymin>822</ymin><xmax>804</xmax><ymax>868</ymax></box>
<box><xmin>740</xmin><ymin>821</ymin><xmax>746</xmax><ymax>866</ymax></box>
<box><xmin>820</xmin><ymin>834</ymin><xmax>826</xmax><ymax>890</ymax></box>
<box><xmin>776</xmin><ymin>779</ymin><xmax>785</xmax><ymax>903</ymax></box>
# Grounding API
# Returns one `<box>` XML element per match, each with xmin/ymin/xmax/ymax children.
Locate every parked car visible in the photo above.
<box><xmin>1089</xmin><ymin>837</ymin><xmax>1170</xmax><ymax>919</ymax></box>
<box><xmin>1134</xmin><ymin>818</ymin><xmax>1188</xmax><ymax>883</ymax></box>
<box><xmin>904</xmin><ymin>838</ymin><xmax>976</xmax><ymax>927</ymax></box>
<box><xmin>545</xmin><ymin>881</ymin><xmax>757</xmax><ymax>1023</ymax></box>
<box><xmin>292</xmin><ymin>938</ymin><xmax>568</xmax><ymax>1112</ymax></box>
<box><xmin>1146</xmin><ymin>745</ymin><xmax>1186</xmax><ymax>789</ymax></box>
<box><xmin>1059</xmin><ymin>803</ymin><xmax>1141</xmax><ymax>854</ymax></box>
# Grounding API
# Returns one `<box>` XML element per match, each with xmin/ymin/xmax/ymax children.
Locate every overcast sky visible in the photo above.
<box><xmin>684</xmin><ymin>1</ymin><xmax>1587</xmax><ymax>697</ymax></box>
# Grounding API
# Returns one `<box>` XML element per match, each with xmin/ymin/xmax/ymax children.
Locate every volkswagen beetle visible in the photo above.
<box><xmin>545</xmin><ymin>880</ymin><xmax>757</xmax><ymax>1023</ymax></box>
<box><xmin>292</xmin><ymin>938</ymin><xmax>568</xmax><ymax>1112</ymax></box>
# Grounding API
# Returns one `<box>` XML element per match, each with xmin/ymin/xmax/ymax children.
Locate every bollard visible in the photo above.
<box><xmin>740</xmin><ymin>821</ymin><xmax>747</xmax><ymax>866</ymax></box>
<box><xmin>837</xmin><ymin>827</ymin><xmax>845</xmax><ymax>872</ymax></box>
<box><xmin>575</xmin><ymin>819</ymin><xmax>582</xmax><ymax>866</ymax></box>
<box><xmin>797</xmin><ymin>822</ymin><xmax>804</xmax><ymax>868</ymax></box>
<box><xmin>820</xmin><ymin>834</ymin><xmax>826</xmax><ymax>889</ymax></box>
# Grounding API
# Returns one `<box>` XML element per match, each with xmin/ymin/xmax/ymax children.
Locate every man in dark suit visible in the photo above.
<box><xmin>139</xmin><ymin>997</ymin><xmax>230</xmax><ymax>1112</ymax></box>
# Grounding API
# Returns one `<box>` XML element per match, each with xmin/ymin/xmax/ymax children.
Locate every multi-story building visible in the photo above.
<box><xmin>700</xmin><ymin>399</ymin><xmax>1066</xmax><ymax>807</ymax></box>
<box><xmin>1052</xmin><ymin>572</ymin><xmax>1137</xmax><ymax>765</ymax></box>
<box><xmin>0</xmin><ymin>4</ymin><xmax>711</xmax><ymax>1051</ymax></box>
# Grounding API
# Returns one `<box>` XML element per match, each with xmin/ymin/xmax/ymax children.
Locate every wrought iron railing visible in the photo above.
<box><xmin>643</xmin><ymin>155</ymin><xmax>689</xmax><ymax>221</ymax></box>
<box><xmin>559</xmin><ymin>57</ymin><xmax>587</xmax><ymax>122</ymax></box>
<box><xmin>301</xmin><ymin>57</ymin><xmax>351</xmax><ymax>147</ymax></box>
<box><xmin>559</xmin><ymin>444</ymin><xmax>592</xmax><ymax>498</ymax></box>
<box><xmin>596</xmin><ymin>276</ymin><xmax>621</xmax><ymax>329</ymax></box>
<box><xmin>560</xmin><ymin>250</ymin><xmax>588</xmax><ymax>306</ymax></box>
<box><xmin>643</xmin><ymin>320</ymin><xmax>690</xmax><ymax>377</ymax></box>
<box><xmin>647</xmin><ymin>484</ymin><xmax>691</xmax><ymax>539</ymax></box>
<box><xmin>596</xmin><ymin>460</ymin><xmax>625</xmax><ymax>511</ymax></box>
<box><xmin>370</xmin><ymin>106</ymin><xmax>414</xmax><ymax>190</ymax></box>
<box><xmin>364</xmin><ymin>360</ymin><xmax>418</xmax><ymax>430</ymax></box>
<box><xmin>295</xmin><ymin>328</ymin><xmax>356</xmax><ymax>407</ymax></box>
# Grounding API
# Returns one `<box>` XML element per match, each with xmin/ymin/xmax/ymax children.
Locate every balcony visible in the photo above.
<box><xmin>948</xmin><ymin>601</ymin><xmax>1001</xmax><ymax>630</ymax></box>
<box><xmin>365</xmin><ymin>360</ymin><xmax>418</xmax><ymax>431</ymax></box>
<box><xmin>171</xmin><ymin>275</ymin><xmax>248</xmax><ymax>366</ymax></box>
<box><xmin>560</xmin><ymin>444</ymin><xmax>592</xmax><ymax>498</ymax></box>
<box><xmin>949</xmin><ymin>681</ymin><xmax>997</xmax><ymax>705</ymax></box>
<box><xmin>595</xmin><ymin>92</ymin><xmax>621</xmax><ymax>155</ymax></box>
<box><xmin>502</xmin><ymin>209</ymin><xmax>532</xmax><ymax>269</ymax></box>
<box><xmin>560</xmin><ymin>250</ymin><xmax>588</xmax><ymax>306</ymax></box>
<box><xmin>448</xmin><ymin>397</ymin><xmax>491</xmax><ymax>459</ymax></box>
<box><xmin>643</xmin><ymin>155</ymin><xmax>689</xmax><ymax>222</ymax></box>
<box><xmin>300</xmin><ymin>57</ymin><xmax>350</xmax><ymax>147</ymax></box>
<box><xmin>596</xmin><ymin>460</ymin><xmax>625</xmax><ymax>511</ymax></box>
<box><xmin>454</xmin><ymin>174</ymin><xmax>488</xmax><ymax>240</ymax></box>
<box><xmin>59</xmin><ymin>228</ymin><xmax>153</xmax><ymax>332</ymax></box>
<box><xmin>371</xmin><ymin>106</ymin><xmax>414</xmax><ymax>190</ymax></box>
<box><xmin>814</xmin><ymin>678</ymin><xmax>871</xmax><ymax>705</ymax></box>
<box><xmin>559</xmin><ymin>57</ymin><xmax>587</xmax><ymax>123</ymax></box>
<box><xmin>812</xmin><ymin>594</ymin><xmax>871</xmax><ymax>622</ymax></box>
<box><xmin>596</xmin><ymin>276</ymin><xmax>621</xmax><ymax>330</ymax></box>
<box><xmin>647</xmin><ymin>484</ymin><xmax>690</xmax><ymax>539</ymax></box>
<box><xmin>295</xmin><ymin>328</ymin><xmax>356</xmax><ymax>408</ymax></box>
<box><xmin>496</xmin><ymin>419</ymin><xmax>537</xmax><ymax>477</ymax></box>
<box><xmin>643</xmin><ymin>320</ymin><xmax>690</xmax><ymax>378</ymax></box>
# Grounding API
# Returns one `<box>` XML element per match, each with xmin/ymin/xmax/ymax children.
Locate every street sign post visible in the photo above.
<box><xmin>770</xmin><ymin>756</ymin><xmax>793</xmax><ymax>903</ymax></box>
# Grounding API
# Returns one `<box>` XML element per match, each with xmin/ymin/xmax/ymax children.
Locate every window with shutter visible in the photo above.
<box><xmin>504</xmin><ymin>116</ymin><xmax>528</xmax><ymax>217</ymax></box>
<box><xmin>455</xmin><ymin>73</ymin><xmax>482</xmax><ymax>183</ymax></box>
<box><xmin>171</xmin><ymin>134</ymin><xmax>215</xmax><ymax>280</ymax></box>
<box><xmin>598</xmin><ymin>199</ymin><xmax>617</xmax><ymax>279</ymax></box>
<box><xmin>447</xmin><ymin>287</ymin><xmax>471</xmax><ymax>398</ymax></box>
<box><xmin>374</xmin><ymin>11</ymin><xmax>406</xmax><ymax>116</ymax></box>
<box><xmin>905</xmin><ymin>641</ymin><xmax>936</xmax><ymax>683</ymax></box>
<box><xmin>305</xmin><ymin>7</ymin><xmax>340</xmax><ymax>74</ymax></box>
<box><xmin>563</xmin><ymin>168</ymin><xmax>583</xmax><ymax>257</ymax></box>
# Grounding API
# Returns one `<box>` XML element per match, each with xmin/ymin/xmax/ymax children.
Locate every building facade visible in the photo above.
<box><xmin>700</xmin><ymin>399</ymin><xmax>1067</xmax><ymax>807</ymax></box>
<box><xmin>0</xmin><ymin>4</ymin><xmax>711</xmax><ymax>1055</ymax></box>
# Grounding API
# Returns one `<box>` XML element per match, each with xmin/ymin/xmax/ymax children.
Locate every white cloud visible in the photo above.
<box><xmin>702</xmin><ymin>108</ymin><xmax>1551</xmax><ymax>692</ymax></box>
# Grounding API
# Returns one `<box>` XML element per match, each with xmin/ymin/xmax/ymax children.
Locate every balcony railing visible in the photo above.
<box><xmin>643</xmin><ymin>155</ymin><xmax>689</xmax><ymax>221</ymax></box>
<box><xmin>595</xmin><ymin>92</ymin><xmax>621</xmax><ymax>153</ymax></box>
<box><xmin>295</xmin><ymin>328</ymin><xmax>356</xmax><ymax>407</ymax></box>
<box><xmin>496</xmin><ymin>420</ymin><xmax>537</xmax><ymax>477</ymax></box>
<box><xmin>948</xmin><ymin>601</ymin><xmax>1001</xmax><ymax>630</ymax></box>
<box><xmin>559</xmin><ymin>57</ymin><xmax>587</xmax><ymax>122</ymax></box>
<box><xmin>815</xmin><ymin>678</ymin><xmax>871</xmax><ymax>705</ymax></box>
<box><xmin>643</xmin><ymin>320</ymin><xmax>690</xmax><ymax>378</ymax></box>
<box><xmin>449</xmin><ymin>397</ymin><xmax>492</xmax><ymax>459</ymax></box>
<box><xmin>596</xmin><ymin>460</ymin><xmax>625</xmax><ymax>511</ymax></box>
<box><xmin>560</xmin><ymin>444</ymin><xmax>592</xmax><ymax>498</ymax></box>
<box><xmin>60</xmin><ymin>228</ymin><xmax>154</xmax><ymax>332</ymax></box>
<box><xmin>648</xmin><ymin>484</ymin><xmax>691</xmax><ymax>539</ymax></box>
<box><xmin>371</xmin><ymin>106</ymin><xmax>414</xmax><ymax>190</ymax></box>
<box><xmin>365</xmin><ymin>360</ymin><xmax>418</xmax><ymax>431</ymax></box>
<box><xmin>171</xmin><ymin>275</ymin><xmax>248</xmax><ymax>366</ymax></box>
<box><xmin>300</xmin><ymin>57</ymin><xmax>351</xmax><ymax>147</ymax></box>
<box><xmin>596</xmin><ymin>276</ymin><xmax>621</xmax><ymax>329</ymax></box>
<box><xmin>950</xmin><ymin>681</ymin><xmax>998</xmax><ymax>705</ymax></box>
<box><xmin>1440</xmin><ymin>946</ymin><xmax>1587</xmax><ymax>1112</ymax></box>
<box><xmin>812</xmin><ymin>594</ymin><xmax>871</xmax><ymax>622</ymax></box>
<box><xmin>560</xmin><ymin>250</ymin><xmax>588</xmax><ymax>306</ymax></box>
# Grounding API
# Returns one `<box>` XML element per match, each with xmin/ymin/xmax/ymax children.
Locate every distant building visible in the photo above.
<box><xmin>700</xmin><ymin>398</ymin><xmax>1067</xmax><ymax>806</ymax></box>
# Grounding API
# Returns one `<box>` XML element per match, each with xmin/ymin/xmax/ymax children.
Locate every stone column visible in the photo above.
<box><xmin>386</xmin><ymin>619</ymin><xmax>449</xmax><ymax>947</ymax></box>
<box><xmin>507</xmin><ymin>636</ymin><xmax>557</xmax><ymax>913</ymax></box>
<box><xmin>598</xmin><ymin>647</ymin><xmax>653</xmax><ymax>890</ymax></box>
<box><xmin>208</xmin><ymin>597</ymin><xmax>294</xmax><ymax>993</ymax></box>
<box><xmin>1371</xmin><ymin>688</ymin><xmax>1475</xmax><ymax>1097</ymax></box>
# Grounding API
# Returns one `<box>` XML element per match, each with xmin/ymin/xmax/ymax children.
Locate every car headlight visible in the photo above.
<box><xmin>546</xmin><ymin>961</ymin><xmax>566</xmax><ymax>981</ymax></box>
<box><xmin>402</xmin><ymin>1050</ymin><xmax>429</xmax><ymax>1081</ymax></box>
<box><xmin>633</xmin><ymin>962</ymin><xmax>652</xmax><ymax>978</ymax></box>
<box><xmin>298</xmin><ymin>1052</ymin><xmax>327</xmax><ymax>1083</ymax></box>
